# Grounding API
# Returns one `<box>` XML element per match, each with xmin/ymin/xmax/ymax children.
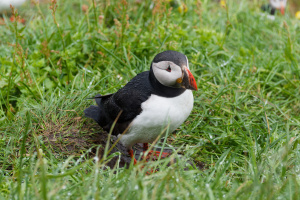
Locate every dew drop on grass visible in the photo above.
<box><xmin>94</xmin><ymin>156</ymin><xmax>99</xmax><ymax>162</ymax></box>
<box><xmin>83</xmin><ymin>68</ymin><xmax>92</xmax><ymax>73</ymax></box>
<box><xmin>220</xmin><ymin>57</ymin><xmax>233</xmax><ymax>67</ymax></box>
<box><xmin>88</xmin><ymin>78</ymin><xmax>94</xmax><ymax>89</ymax></box>
<box><xmin>117</xmin><ymin>75</ymin><xmax>123</xmax><ymax>81</ymax></box>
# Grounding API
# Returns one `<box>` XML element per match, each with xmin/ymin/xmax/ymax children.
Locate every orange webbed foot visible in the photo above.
<box><xmin>142</xmin><ymin>143</ymin><xmax>171</xmax><ymax>161</ymax></box>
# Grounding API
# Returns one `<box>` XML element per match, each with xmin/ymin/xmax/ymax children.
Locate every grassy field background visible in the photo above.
<box><xmin>0</xmin><ymin>0</ymin><xmax>300</xmax><ymax>199</ymax></box>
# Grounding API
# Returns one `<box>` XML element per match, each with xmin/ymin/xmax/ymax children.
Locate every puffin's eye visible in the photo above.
<box><xmin>166</xmin><ymin>65</ymin><xmax>171</xmax><ymax>72</ymax></box>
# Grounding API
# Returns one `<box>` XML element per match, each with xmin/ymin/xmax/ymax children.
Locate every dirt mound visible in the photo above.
<box><xmin>41</xmin><ymin>118</ymin><xmax>204</xmax><ymax>169</ymax></box>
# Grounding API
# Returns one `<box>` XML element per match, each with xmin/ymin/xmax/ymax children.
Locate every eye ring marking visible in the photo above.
<box><xmin>166</xmin><ymin>65</ymin><xmax>171</xmax><ymax>72</ymax></box>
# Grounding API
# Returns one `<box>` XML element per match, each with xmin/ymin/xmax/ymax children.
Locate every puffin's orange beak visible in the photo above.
<box><xmin>183</xmin><ymin>67</ymin><xmax>198</xmax><ymax>91</ymax></box>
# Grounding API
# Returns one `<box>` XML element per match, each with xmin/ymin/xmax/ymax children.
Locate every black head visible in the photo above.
<box><xmin>150</xmin><ymin>50</ymin><xmax>197</xmax><ymax>91</ymax></box>
<box><xmin>152</xmin><ymin>50</ymin><xmax>188</xmax><ymax>67</ymax></box>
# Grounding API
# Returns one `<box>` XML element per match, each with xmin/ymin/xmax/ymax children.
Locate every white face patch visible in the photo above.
<box><xmin>152</xmin><ymin>61</ymin><xmax>182</xmax><ymax>87</ymax></box>
<box><xmin>270</xmin><ymin>0</ymin><xmax>286</xmax><ymax>8</ymax></box>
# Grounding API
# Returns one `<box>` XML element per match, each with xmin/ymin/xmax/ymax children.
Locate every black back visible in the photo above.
<box><xmin>261</xmin><ymin>4</ymin><xmax>276</xmax><ymax>15</ymax></box>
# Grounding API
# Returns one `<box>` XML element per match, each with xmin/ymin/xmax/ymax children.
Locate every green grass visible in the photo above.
<box><xmin>0</xmin><ymin>0</ymin><xmax>300</xmax><ymax>199</ymax></box>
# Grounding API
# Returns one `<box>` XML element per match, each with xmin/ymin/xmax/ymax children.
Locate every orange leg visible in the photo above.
<box><xmin>126</xmin><ymin>145</ymin><xmax>163</xmax><ymax>175</ymax></box>
<box><xmin>128</xmin><ymin>149</ymin><xmax>137</xmax><ymax>165</ymax></box>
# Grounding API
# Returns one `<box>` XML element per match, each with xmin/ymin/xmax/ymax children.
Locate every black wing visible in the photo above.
<box><xmin>85</xmin><ymin>71</ymin><xmax>153</xmax><ymax>134</ymax></box>
<box><xmin>103</xmin><ymin>71</ymin><xmax>152</xmax><ymax>123</ymax></box>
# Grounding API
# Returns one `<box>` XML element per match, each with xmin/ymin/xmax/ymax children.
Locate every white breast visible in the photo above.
<box><xmin>119</xmin><ymin>90</ymin><xmax>194</xmax><ymax>149</ymax></box>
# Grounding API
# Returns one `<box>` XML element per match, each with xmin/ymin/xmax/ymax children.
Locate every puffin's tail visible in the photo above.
<box><xmin>84</xmin><ymin>105</ymin><xmax>102</xmax><ymax>124</ymax></box>
<box><xmin>84</xmin><ymin>94</ymin><xmax>107</xmax><ymax>126</ymax></box>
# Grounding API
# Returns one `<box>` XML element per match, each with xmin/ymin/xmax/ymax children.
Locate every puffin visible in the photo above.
<box><xmin>261</xmin><ymin>0</ymin><xmax>286</xmax><ymax>16</ymax></box>
<box><xmin>84</xmin><ymin>50</ymin><xmax>198</xmax><ymax>164</ymax></box>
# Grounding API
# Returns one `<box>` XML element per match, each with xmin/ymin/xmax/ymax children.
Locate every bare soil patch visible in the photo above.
<box><xmin>41</xmin><ymin>118</ymin><xmax>204</xmax><ymax>169</ymax></box>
